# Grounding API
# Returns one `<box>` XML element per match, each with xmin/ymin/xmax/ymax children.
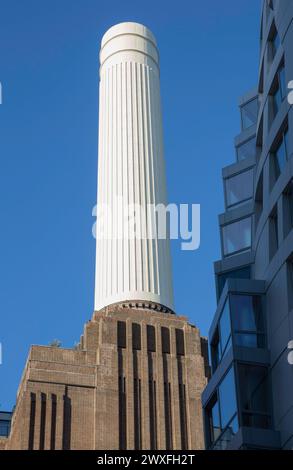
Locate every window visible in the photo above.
<box><xmin>217</xmin><ymin>266</ymin><xmax>251</xmax><ymax>299</ymax></box>
<box><xmin>0</xmin><ymin>420</ymin><xmax>10</xmax><ymax>437</ymax></box>
<box><xmin>269</xmin><ymin>24</ymin><xmax>280</xmax><ymax>62</ymax></box>
<box><xmin>209</xmin><ymin>396</ymin><xmax>221</xmax><ymax>443</ymax></box>
<box><xmin>230</xmin><ymin>294</ymin><xmax>265</xmax><ymax>349</ymax></box>
<box><xmin>222</xmin><ymin>217</ymin><xmax>252</xmax><ymax>257</ymax></box>
<box><xmin>225</xmin><ymin>169</ymin><xmax>254</xmax><ymax>210</ymax></box>
<box><xmin>219</xmin><ymin>367</ymin><xmax>238</xmax><ymax>429</ymax></box>
<box><xmin>272</xmin><ymin>82</ymin><xmax>281</xmax><ymax>119</ymax></box>
<box><xmin>278</xmin><ymin>64</ymin><xmax>286</xmax><ymax>101</ymax></box>
<box><xmin>255</xmin><ymin>171</ymin><xmax>263</xmax><ymax>227</ymax></box>
<box><xmin>211</xmin><ymin>300</ymin><xmax>232</xmax><ymax>371</ymax></box>
<box><xmin>117</xmin><ymin>321</ymin><xmax>126</xmax><ymax>349</ymax></box>
<box><xmin>272</xmin><ymin>128</ymin><xmax>289</xmax><ymax>181</ymax></box>
<box><xmin>132</xmin><ymin>323</ymin><xmax>141</xmax><ymax>350</ymax></box>
<box><xmin>0</xmin><ymin>412</ymin><xmax>12</xmax><ymax>437</ymax></box>
<box><xmin>147</xmin><ymin>325</ymin><xmax>156</xmax><ymax>352</ymax></box>
<box><xmin>236</xmin><ymin>137</ymin><xmax>256</xmax><ymax>161</ymax></box>
<box><xmin>238</xmin><ymin>364</ymin><xmax>271</xmax><ymax>429</ymax></box>
<box><xmin>240</xmin><ymin>98</ymin><xmax>258</xmax><ymax>130</ymax></box>
<box><xmin>283</xmin><ymin>181</ymin><xmax>293</xmax><ymax>238</ymax></box>
<box><xmin>161</xmin><ymin>327</ymin><xmax>170</xmax><ymax>354</ymax></box>
<box><xmin>175</xmin><ymin>329</ymin><xmax>185</xmax><ymax>356</ymax></box>
<box><xmin>219</xmin><ymin>301</ymin><xmax>232</xmax><ymax>358</ymax></box>
<box><xmin>270</xmin><ymin>64</ymin><xmax>286</xmax><ymax>123</ymax></box>
<box><xmin>269</xmin><ymin>206</ymin><xmax>279</xmax><ymax>260</ymax></box>
<box><xmin>206</xmin><ymin>367</ymin><xmax>238</xmax><ymax>449</ymax></box>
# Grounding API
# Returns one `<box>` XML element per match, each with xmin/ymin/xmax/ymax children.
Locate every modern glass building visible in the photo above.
<box><xmin>202</xmin><ymin>0</ymin><xmax>293</xmax><ymax>450</ymax></box>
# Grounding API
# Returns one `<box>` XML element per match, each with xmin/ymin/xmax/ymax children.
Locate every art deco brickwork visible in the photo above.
<box><xmin>5</xmin><ymin>304</ymin><xmax>208</xmax><ymax>450</ymax></box>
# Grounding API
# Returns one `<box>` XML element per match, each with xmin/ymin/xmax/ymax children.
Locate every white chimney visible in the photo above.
<box><xmin>94</xmin><ymin>22</ymin><xmax>174</xmax><ymax>312</ymax></box>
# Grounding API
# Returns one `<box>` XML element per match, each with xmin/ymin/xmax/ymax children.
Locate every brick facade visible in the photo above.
<box><xmin>6</xmin><ymin>304</ymin><xmax>209</xmax><ymax>450</ymax></box>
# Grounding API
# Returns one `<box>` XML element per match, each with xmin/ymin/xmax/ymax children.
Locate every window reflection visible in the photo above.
<box><xmin>236</xmin><ymin>137</ymin><xmax>256</xmax><ymax>161</ymax></box>
<box><xmin>207</xmin><ymin>367</ymin><xmax>238</xmax><ymax>449</ymax></box>
<box><xmin>238</xmin><ymin>364</ymin><xmax>271</xmax><ymax>429</ymax></box>
<box><xmin>222</xmin><ymin>217</ymin><xmax>252</xmax><ymax>257</ymax></box>
<box><xmin>211</xmin><ymin>300</ymin><xmax>232</xmax><ymax>371</ymax></box>
<box><xmin>230</xmin><ymin>294</ymin><xmax>265</xmax><ymax>349</ymax></box>
<box><xmin>219</xmin><ymin>368</ymin><xmax>238</xmax><ymax>428</ymax></box>
<box><xmin>212</xmin><ymin>293</ymin><xmax>265</xmax><ymax>372</ymax></box>
<box><xmin>210</xmin><ymin>397</ymin><xmax>221</xmax><ymax>443</ymax></box>
<box><xmin>232</xmin><ymin>295</ymin><xmax>263</xmax><ymax>331</ymax></box>
<box><xmin>225</xmin><ymin>169</ymin><xmax>254</xmax><ymax>209</ymax></box>
<box><xmin>270</xmin><ymin>64</ymin><xmax>286</xmax><ymax>126</ymax></box>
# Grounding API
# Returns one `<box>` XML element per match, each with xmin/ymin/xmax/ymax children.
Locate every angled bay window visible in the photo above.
<box><xmin>206</xmin><ymin>367</ymin><xmax>238</xmax><ymax>449</ymax></box>
<box><xmin>236</xmin><ymin>136</ymin><xmax>256</xmax><ymax>161</ymax></box>
<box><xmin>222</xmin><ymin>217</ymin><xmax>252</xmax><ymax>257</ymax></box>
<box><xmin>211</xmin><ymin>293</ymin><xmax>265</xmax><ymax>373</ymax></box>
<box><xmin>216</xmin><ymin>266</ymin><xmax>251</xmax><ymax>300</ymax></box>
<box><xmin>240</xmin><ymin>98</ymin><xmax>258</xmax><ymax>130</ymax></box>
<box><xmin>225</xmin><ymin>168</ymin><xmax>254</xmax><ymax>210</ymax></box>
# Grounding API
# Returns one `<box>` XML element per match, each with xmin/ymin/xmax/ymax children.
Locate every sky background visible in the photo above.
<box><xmin>0</xmin><ymin>0</ymin><xmax>261</xmax><ymax>410</ymax></box>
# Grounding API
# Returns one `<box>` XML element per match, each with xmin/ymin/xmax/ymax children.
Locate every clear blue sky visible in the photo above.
<box><xmin>0</xmin><ymin>0</ymin><xmax>261</xmax><ymax>410</ymax></box>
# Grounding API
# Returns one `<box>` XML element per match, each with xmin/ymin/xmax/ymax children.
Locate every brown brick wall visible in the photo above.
<box><xmin>6</xmin><ymin>305</ymin><xmax>208</xmax><ymax>450</ymax></box>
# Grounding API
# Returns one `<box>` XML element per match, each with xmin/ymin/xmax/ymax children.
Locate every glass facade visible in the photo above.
<box><xmin>222</xmin><ymin>217</ymin><xmax>252</xmax><ymax>257</ymax></box>
<box><xmin>236</xmin><ymin>137</ymin><xmax>256</xmax><ymax>161</ymax></box>
<box><xmin>207</xmin><ymin>367</ymin><xmax>238</xmax><ymax>450</ymax></box>
<box><xmin>240</xmin><ymin>98</ymin><xmax>258</xmax><ymax>130</ymax></box>
<box><xmin>225</xmin><ymin>169</ymin><xmax>253</xmax><ymax>209</ymax></box>
<box><xmin>204</xmin><ymin>362</ymin><xmax>271</xmax><ymax>449</ymax></box>
<box><xmin>203</xmin><ymin>1</ymin><xmax>291</xmax><ymax>450</ymax></box>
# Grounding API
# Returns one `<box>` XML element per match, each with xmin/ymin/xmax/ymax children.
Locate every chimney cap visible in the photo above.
<box><xmin>101</xmin><ymin>22</ymin><xmax>157</xmax><ymax>48</ymax></box>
